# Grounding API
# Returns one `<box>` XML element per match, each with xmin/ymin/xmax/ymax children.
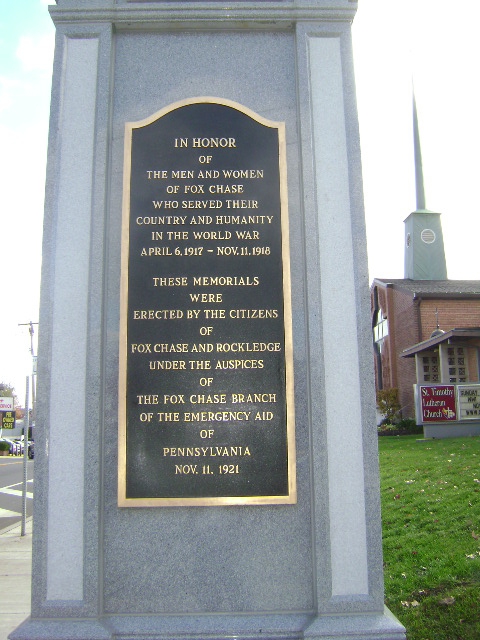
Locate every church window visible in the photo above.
<box><xmin>446</xmin><ymin>347</ymin><xmax>468</xmax><ymax>383</ymax></box>
<box><xmin>373</xmin><ymin>309</ymin><xmax>388</xmax><ymax>349</ymax></box>
<box><xmin>419</xmin><ymin>352</ymin><xmax>440</xmax><ymax>383</ymax></box>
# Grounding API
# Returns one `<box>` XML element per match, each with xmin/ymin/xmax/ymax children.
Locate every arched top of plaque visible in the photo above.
<box><xmin>125</xmin><ymin>96</ymin><xmax>285</xmax><ymax>134</ymax></box>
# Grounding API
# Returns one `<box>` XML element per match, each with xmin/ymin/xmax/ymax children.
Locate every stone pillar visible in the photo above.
<box><xmin>11</xmin><ymin>1</ymin><xmax>405</xmax><ymax>639</ymax></box>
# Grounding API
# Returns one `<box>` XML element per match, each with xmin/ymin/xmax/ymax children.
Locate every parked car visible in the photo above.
<box><xmin>13</xmin><ymin>439</ymin><xmax>25</xmax><ymax>454</ymax></box>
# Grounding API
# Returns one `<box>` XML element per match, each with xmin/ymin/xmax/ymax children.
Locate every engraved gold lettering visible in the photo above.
<box><xmin>225</xmin><ymin>200</ymin><xmax>258</xmax><ymax>209</ymax></box>
<box><xmin>133</xmin><ymin>310</ymin><xmax>184</xmax><ymax>319</ymax></box>
<box><xmin>193</xmin><ymin>276</ymin><xmax>259</xmax><ymax>286</ymax></box>
<box><xmin>175</xmin><ymin>464</ymin><xmax>198</xmax><ymax>474</ymax></box>
<box><xmin>222</xmin><ymin>169</ymin><xmax>263</xmax><ymax>179</ymax></box>
<box><xmin>190</xmin><ymin>343</ymin><xmax>213</xmax><ymax>352</ymax></box>
<box><xmin>203</xmin><ymin>310</ymin><xmax>226</xmax><ymax>319</ymax></box>
<box><xmin>189</xmin><ymin>360</ymin><xmax>211</xmax><ymax>370</ymax></box>
<box><xmin>197</xmin><ymin>170</ymin><xmax>220</xmax><ymax>178</ymax></box>
<box><xmin>172</xmin><ymin>170</ymin><xmax>194</xmax><ymax>178</ymax></box>
<box><xmin>254</xmin><ymin>411</ymin><xmax>274</xmax><ymax>420</ymax></box>
<box><xmin>156</xmin><ymin>412</ymin><xmax>180</xmax><ymax>421</ymax></box>
<box><xmin>131</xmin><ymin>343</ymin><xmax>152</xmax><ymax>353</ymax></box>
<box><xmin>189</xmin><ymin>293</ymin><xmax>223</xmax><ymax>303</ymax></box>
<box><xmin>215</xmin><ymin>360</ymin><xmax>264</xmax><ymax>370</ymax></box>
<box><xmin>183</xmin><ymin>411</ymin><xmax>251</xmax><ymax>421</ymax></box>
<box><xmin>153</xmin><ymin>343</ymin><xmax>189</xmax><ymax>352</ymax></box>
<box><xmin>229</xmin><ymin>309</ymin><xmax>278</xmax><ymax>319</ymax></box>
<box><xmin>235</xmin><ymin>230</ymin><xmax>259</xmax><ymax>240</ymax></box>
<box><xmin>231</xmin><ymin>393</ymin><xmax>277</xmax><ymax>403</ymax></box>
<box><xmin>189</xmin><ymin>394</ymin><xmax>227</xmax><ymax>404</ymax></box>
<box><xmin>136</xmin><ymin>394</ymin><xmax>159</xmax><ymax>404</ymax></box>
<box><xmin>184</xmin><ymin>184</ymin><xmax>204</xmax><ymax>193</ymax></box>
<box><xmin>181</xmin><ymin>200</ymin><xmax>223</xmax><ymax>209</ymax></box>
<box><xmin>136</xmin><ymin>216</ymin><xmax>187</xmax><ymax>225</ymax></box>
<box><xmin>152</xmin><ymin>200</ymin><xmax>179</xmax><ymax>209</ymax></box>
<box><xmin>191</xmin><ymin>137</ymin><xmax>236</xmax><ymax>148</ymax></box>
<box><xmin>215</xmin><ymin>215</ymin><xmax>272</xmax><ymax>225</ymax></box>
<box><xmin>192</xmin><ymin>230</ymin><xmax>231</xmax><ymax>240</ymax></box>
<box><xmin>215</xmin><ymin>342</ymin><xmax>280</xmax><ymax>352</ymax></box>
<box><xmin>149</xmin><ymin>360</ymin><xmax>186</xmax><ymax>370</ymax></box>
<box><xmin>163</xmin><ymin>394</ymin><xmax>185</xmax><ymax>404</ymax></box>
<box><xmin>163</xmin><ymin>446</ymin><xmax>251</xmax><ymax>457</ymax></box>
<box><xmin>146</xmin><ymin>170</ymin><xmax>168</xmax><ymax>179</ymax></box>
<box><xmin>174</xmin><ymin>138</ymin><xmax>188</xmax><ymax>148</ymax></box>
<box><xmin>219</xmin><ymin>464</ymin><xmax>239</xmax><ymax>474</ymax></box>
<box><xmin>167</xmin><ymin>231</ymin><xmax>188</xmax><ymax>240</ymax></box>
<box><xmin>189</xmin><ymin>215</ymin><xmax>213</xmax><ymax>225</ymax></box>
<box><xmin>153</xmin><ymin>277</ymin><xmax>188</xmax><ymax>287</ymax></box>
<box><xmin>208</xmin><ymin>184</ymin><xmax>244</xmax><ymax>194</ymax></box>
<box><xmin>141</xmin><ymin>247</ymin><xmax>173</xmax><ymax>256</ymax></box>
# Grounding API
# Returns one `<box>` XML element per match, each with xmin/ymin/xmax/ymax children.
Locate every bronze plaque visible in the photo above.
<box><xmin>118</xmin><ymin>98</ymin><xmax>295</xmax><ymax>506</ymax></box>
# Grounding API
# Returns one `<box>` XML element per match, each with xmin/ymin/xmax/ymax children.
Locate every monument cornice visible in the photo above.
<box><xmin>49</xmin><ymin>2</ymin><xmax>357</xmax><ymax>28</ymax></box>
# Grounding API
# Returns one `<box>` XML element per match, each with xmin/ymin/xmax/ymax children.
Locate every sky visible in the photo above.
<box><xmin>1</xmin><ymin>0</ymin><xmax>480</xmax><ymax>403</ymax></box>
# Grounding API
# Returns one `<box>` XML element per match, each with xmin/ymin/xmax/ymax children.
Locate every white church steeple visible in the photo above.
<box><xmin>404</xmin><ymin>91</ymin><xmax>447</xmax><ymax>280</ymax></box>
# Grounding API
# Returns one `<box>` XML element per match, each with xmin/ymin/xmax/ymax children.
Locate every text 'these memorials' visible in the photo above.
<box><xmin>10</xmin><ymin>2</ymin><xmax>406</xmax><ymax>639</ymax></box>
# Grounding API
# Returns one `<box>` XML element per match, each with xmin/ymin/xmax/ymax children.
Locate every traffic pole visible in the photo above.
<box><xmin>21</xmin><ymin>376</ymin><xmax>30</xmax><ymax>537</ymax></box>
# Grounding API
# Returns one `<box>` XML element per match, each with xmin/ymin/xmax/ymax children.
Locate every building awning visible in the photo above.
<box><xmin>402</xmin><ymin>328</ymin><xmax>480</xmax><ymax>358</ymax></box>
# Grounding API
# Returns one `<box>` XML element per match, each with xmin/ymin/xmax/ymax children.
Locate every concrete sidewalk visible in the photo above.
<box><xmin>0</xmin><ymin>519</ymin><xmax>32</xmax><ymax>640</ymax></box>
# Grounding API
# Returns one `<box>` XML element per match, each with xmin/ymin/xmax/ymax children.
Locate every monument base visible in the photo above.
<box><xmin>11</xmin><ymin>610</ymin><xmax>405</xmax><ymax>640</ymax></box>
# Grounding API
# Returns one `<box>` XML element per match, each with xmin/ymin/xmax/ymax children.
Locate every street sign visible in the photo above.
<box><xmin>0</xmin><ymin>397</ymin><xmax>14</xmax><ymax>411</ymax></box>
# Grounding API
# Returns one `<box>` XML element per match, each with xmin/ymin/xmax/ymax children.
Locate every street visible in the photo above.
<box><xmin>0</xmin><ymin>457</ymin><xmax>34</xmax><ymax>531</ymax></box>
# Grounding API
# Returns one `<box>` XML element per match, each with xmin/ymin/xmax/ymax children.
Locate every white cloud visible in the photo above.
<box><xmin>16</xmin><ymin>33</ymin><xmax>54</xmax><ymax>73</ymax></box>
<box><xmin>0</xmin><ymin>76</ymin><xmax>17</xmax><ymax>113</ymax></box>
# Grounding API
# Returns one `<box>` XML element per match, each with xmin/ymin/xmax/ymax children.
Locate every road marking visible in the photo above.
<box><xmin>0</xmin><ymin>480</ymin><xmax>34</xmax><ymax>501</ymax></box>
<box><xmin>0</xmin><ymin>508</ymin><xmax>21</xmax><ymax>518</ymax></box>
<box><xmin>1</xmin><ymin>480</ymin><xmax>34</xmax><ymax>490</ymax></box>
<box><xmin>0</xmin><ymin>487</ymin><xmax>33</xmax><ymax>499</ymax></box>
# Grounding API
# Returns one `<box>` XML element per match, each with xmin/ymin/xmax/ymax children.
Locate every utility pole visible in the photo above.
<box><xmin>18</xmin><ymin>322</ymin><xmax>38</xmax><ymax>537</ymax></box>
<box><xmin>21</xmin><ymin>377</ymin><xmax>29</xmax><ymax>536</ymax></box>
<box><xmin>18</xmin><ymin>321</ymin><xmax>38</xmax><ymax>433</ymax></box>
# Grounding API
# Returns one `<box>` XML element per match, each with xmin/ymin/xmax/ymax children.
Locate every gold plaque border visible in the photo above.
<box><xmin>118</xmin><ymin>97</ymin><xmax>296</xmax><ymax>507</ymax></box>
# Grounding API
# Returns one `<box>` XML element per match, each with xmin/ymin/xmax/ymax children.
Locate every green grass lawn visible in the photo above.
<box><xmin>379</xmin><ymin>435</ymin><xmax>480</xmax><ymax>639</ymax></box>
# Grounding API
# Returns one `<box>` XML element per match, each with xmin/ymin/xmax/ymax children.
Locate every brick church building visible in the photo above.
<box><xmin>371</xmin><ymin>275</ymin><xmax>480</xmax><ymax>419</ymax></box>
<box><xmin>370</xmin><ymin>97</ymin><xmax>480</xmax><ymax>423</ymax></box>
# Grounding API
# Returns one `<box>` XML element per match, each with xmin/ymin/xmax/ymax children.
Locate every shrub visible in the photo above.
<box><xmin>376</xmin><ymin>388</ymin><xmax>401</xmax><ymax>423</ymax></box>
<box><xmin>0</xmin><ymin>440</ymin><xmax>11</xmax><ymax>452</ymax></box>
<box><xmin>378</xmin><ymin>418</ymin><xmax>422</xmax><ymax>436</ymax></box>
<box><xmin>395</xmin><ymin>417</ymin><xmax>418</xmax><ymax>431</ymax></box>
